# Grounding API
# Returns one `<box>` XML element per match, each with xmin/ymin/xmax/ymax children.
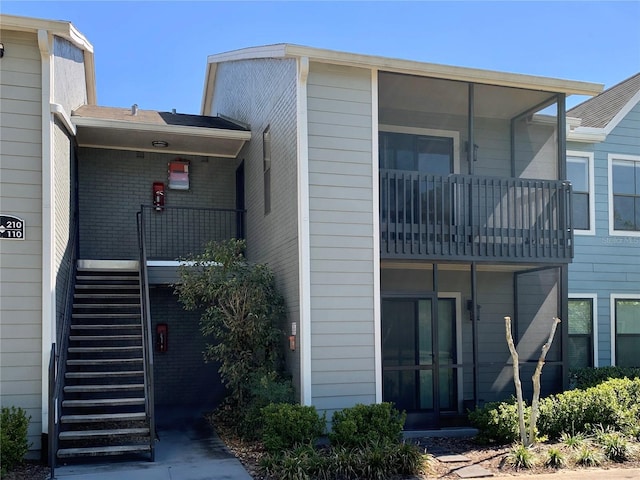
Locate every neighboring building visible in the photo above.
<box><xmin>566</xmin><ymin>73</ymin><xmax>640</xmax><ymax>370</ymax></box>
<box><xmin>1</xmin><ymin>13</ymin><xmax>606</xmax><ymax>462</ymax></box>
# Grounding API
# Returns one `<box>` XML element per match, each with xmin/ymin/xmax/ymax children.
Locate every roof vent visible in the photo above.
<box><xmin>131</xmin><ymin>104</ymin><xmax>138</xmax><ymax>116</ymax></box>
<box><xmin>172</xmin><ymin>109</ymin><xmax>177</xmax><ymax>114</ymax></box>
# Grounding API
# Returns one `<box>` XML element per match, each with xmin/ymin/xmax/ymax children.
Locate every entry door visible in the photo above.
<box><xmin>382</xmin><ymin>297</ymin><xmax>457</xmax><ymax>428</ymax></box>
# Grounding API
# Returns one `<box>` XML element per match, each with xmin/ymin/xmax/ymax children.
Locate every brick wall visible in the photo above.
<box><xmin>149</xmin><ymin>287</ymin><xmax>224</xmax><ymax>408</ymax></box>
<box><xmin>78</xmin><ymin>148</ymin><xmax>239</xmax><ymax>259</ymax></box>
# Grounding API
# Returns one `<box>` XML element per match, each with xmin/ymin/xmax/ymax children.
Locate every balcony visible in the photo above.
<box><xmin>380</xmin><ymin>170</ymin><xmax>573</xmax><ymax>262</ymax></box>
<box><xmin>138</xmin><ymin>205</ymin><xmax>245</xmax><ymax>261</ymax></box>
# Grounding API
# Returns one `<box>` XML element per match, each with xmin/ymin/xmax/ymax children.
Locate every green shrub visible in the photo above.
<box><xmin>560</xmin><ymin>432</ymin><xmax>585</xmax><ymax>449</ymax></box>
<box><xmin>468</xmin><ymin>399</ymin><xmax>526</xmax><ymax>445</ymax></box>
<box><xmin>538</xmin><ymin>377</ymin><xmax>640</xmax><ymax>439</ymax></box>
<box><xmin>262</xmin><ymin>403</ymin><xmax>325</xmax><ymax>454</ymax></box>
<box><xmin>597</xmin><ymin>431</ymin><xmax>630</xmax><ymax>462</ymax></box>
<box><xmin>570</xmin><ymin>366</ymin><xmax>640</xmax><ymax>389</ymax></box>
<box><xmin>575</xmin><ymin>445</ymin><xmax>603</xmax><ymax>467</ymax></box>
<box><xmin>507</xmin><ymin>443</ymin><xmax>536</xmax><ymax>469</ymax></box>
<box><xmin>238</xmin><ymin>372</ymin><xmax>295</xmax><ymax>439</ymax></box>
<box><xmin>329</xmin><ymin>403</ymin><xmax>405</xmax><ymax>448</ymax></box>
<box><xmin>545</xmin><ymin>447</ymin><xmax>566</xmax><ymax>469</ymax></box>
<box><xmin>0</xmin><ymin>406</ymin><xmax>31</xmax><ymax>475</ymax></box>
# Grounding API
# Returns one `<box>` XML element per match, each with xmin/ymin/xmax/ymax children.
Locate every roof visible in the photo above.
<box><xmin>568</xmin><ymin>72</ymin><xmax>640</xmax><ymax>128</ymax></box>
<box><xmin>73</xmin><ymin>105</ymin><xmax>248</xmax><ymax>131</ymax></box>
<box><xmin>72</xmin><ymin>105</ymin><xmax>250</xmax><ymax>158</ymax></box>
<box><xmin>203</xmin><ymin>43</ymin><xmax>604</xmax><ymax>114</ymax></box>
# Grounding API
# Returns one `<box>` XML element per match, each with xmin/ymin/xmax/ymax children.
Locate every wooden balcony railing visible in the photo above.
<box><xmin>380</xmin><ymin>171</ymin><xmax>573</xmax><ymax>262</ymax></box>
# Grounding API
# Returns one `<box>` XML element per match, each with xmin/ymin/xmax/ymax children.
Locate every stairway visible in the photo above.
<box><xmin>57</xmin><ymin>263</ymin><xmax>153</xmax><ymax>460</ymax></box>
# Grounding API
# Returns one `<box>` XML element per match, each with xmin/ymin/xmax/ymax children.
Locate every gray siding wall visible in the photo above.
<box><xmin>307</xmin><ymin>62</ymin><xmax>375</xmax><ymax>416</ymax></box>
<box><xmin>52</xmin><ymin>37</ymin><xmax>87</xmax><ymax>112</ymax></box>
<box><xmin>210</xmin><ymin>58</ymin><xmax>301</xmax><ymax>395</ymax></box>
<box><xmin>568</xmin><ymin>101</ymin><xmax>640</xmax><ymax>366</ymax></box>
<box><xmin>53</xmin><ymin>119</ymin><xmax>76</xmax><ymax>339</ymax></box>
<box><xmin>0</xmin><ymin>30</ymin><xmax>43</xmax><ymax>451</ymax></box>
<box><xmin>78</xmin><ymin>148</ymin><xmax>238</xmax><ymax>259</ymax></box>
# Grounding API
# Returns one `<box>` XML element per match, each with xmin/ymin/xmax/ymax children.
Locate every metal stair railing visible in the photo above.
<box><xmin>136</xmin><ymin>209</ymin><xmax>156</xmax><ymax>461</ymax></box>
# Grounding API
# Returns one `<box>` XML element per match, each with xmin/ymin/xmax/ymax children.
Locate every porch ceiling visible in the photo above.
<box><xmin>72</xmin><ymin>105</ymin><xmax>251</xmax><ymax>158</ymax></box>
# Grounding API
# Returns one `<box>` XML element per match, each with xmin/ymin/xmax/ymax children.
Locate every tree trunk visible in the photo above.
<box><xmin>504</xmin><ymin>316</ymin><xmax>527</xmax><ymax>445</ymax></box>
<box><xmin>529</xmin><ymin>317</ymin><xmax>561</xmax><ymax>445</ymax></box>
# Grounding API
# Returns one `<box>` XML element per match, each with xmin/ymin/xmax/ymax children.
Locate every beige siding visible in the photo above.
<box><xmin>210</xmin><ymin>58</ymin><xmax>301</xmax><ymax>395</ymax></box>
<box><xmin>307</xmin><ymin>62</ymin><xmax>375</xmax><ymax>416</ymax></box>
<box><xmin>0</xmin><ymin>30</ymin><xmax>43</xmax><ymax>452</ymax></box>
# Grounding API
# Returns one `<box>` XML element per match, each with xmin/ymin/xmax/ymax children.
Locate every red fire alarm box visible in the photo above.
<box><xmin>156</xmin><ymin>324</ymin><xmax>168</xmax><ymax>352</ymax></box>
<box><xmin>152</xmin><ymin>182</ymin><xmax>165</xmax><ymax>211</ymax></box>
<box><xmin>168</xmin><ymin>160</ymin><xmax>189</xmax><ymax>190</ymax></box>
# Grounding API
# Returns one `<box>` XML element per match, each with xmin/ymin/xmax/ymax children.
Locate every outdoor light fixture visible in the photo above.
<box><xmin>152</xmin><ymin>140</ymin><xmax>169</xmax><ymax>148</ymax></box>
<box><xmin>0</xmin><ymin>43</ymin><xmax>4</xmax><ymax>58</ymax></box>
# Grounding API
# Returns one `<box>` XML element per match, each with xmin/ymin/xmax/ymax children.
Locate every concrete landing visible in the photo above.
<box><xmin>456</xmin><ymin>464</ymin><xmax>494</xmax><ymax>478</ymax></box>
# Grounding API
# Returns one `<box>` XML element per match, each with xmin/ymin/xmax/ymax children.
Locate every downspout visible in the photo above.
<box><xmin>38</xmin><ymin>28</ymin><xmax>55</xmax><ymax>451</ymax></box>
<box><xmin>371</xmin><ymin>69</ymin><xmax>382</xmax><ymax>403</ymax></box>
<box><xmin>296</xmin><ymin>56</ymin><xmax>312</xmax><ymax>405</ymax></box>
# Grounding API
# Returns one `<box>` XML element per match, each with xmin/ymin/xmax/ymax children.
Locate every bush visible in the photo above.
<box><xmin>507</xmin><ymin>443</ymin><xmax>536</xmax><ymax>469</ymax></box>
<box><xmin>329</xmin><ymin>403</ymin><xmax>405</xmax><ymax>448</ymax></box>
<box><xmin>468</xmin><ymin>399</ymin><xmax>526</xmax><ymax>445</ymax></box>
<box><xmin>0</xmin><ymin>406</ymin><xmax>31</xmax><ymax>475</ymax></box>
<box><xmin>570</xmin><ymin>366</ymin><xmax>640</xmax><ymax>389</ymax></box>
<box><xmin>545</xmin><ymin>447</ymin><xmax>566</xmax><ymax>469</ymax></box>
<box><xmin>238</xmin><ymin>372</ymin><xmax>295</xmax><ymax>439</ymax></box>
<box><xmin>538</xmin><ymin>377</ymin><xmax>640</xmax><ymax>439</ymax></box>
<box><xmin>262</xmin><ymin>403</ymin><xmax>326</xmax><ymax>454</ymax></box>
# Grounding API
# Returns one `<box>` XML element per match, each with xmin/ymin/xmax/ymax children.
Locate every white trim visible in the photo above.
<box><xmin>296</xmin><ymin>56</ymin><xmax>312</xmax><ymax>405</ymax></box>
<box><xmin>568</xmin><ymin>293</ymin><xmax>599</xmax><ymax>368</ymax></box>
<box><xmin>379</xmin><ymin>124</ymin><xmax>461</xmax><ymax>174</ymax></box>
<box><xmin>610</xmin><ymin>293</ymin><xmax>640</xmax><ymax>366</ymax></box>
<box><xmin>604</xmin><ymin>90</ymin><xmax>640</xmax><ymax>135</ymax></box>
<box><xmin>567</xmin><ymin>151</ymin><xmax>595</xmax><ymax>236</ymax></box>
<box><xmin>71</xmin><ymin>116</ymin><xmax>252</xmax><ymax>141</ymax></box>
<box><xmin>50</xmin><ymin>103</ymin><xmax>76</xmax><ymax>136</ymax></box>
<box><xmin>438</xmin><ymin>292</ymin><xmax>463</xmax><ymax>414</ymax></box>
<box><xmin>371</xmin><ymin>69</ymin><xmax>382</xmax><ymax>404</ymax></box>
<box><xmin>608</xmin><ymin>153</ymin><xmax>640</xmax><ymax>237</ymax></box>
<box><xmin>206</xmin><ymin>44</ymin><xmax>602</xmax><ymax>96</ymax></box>
<box><xmin>38</xmin><ymin>28</ymin><xmax>55</xmax><ymax>436</ymax></box>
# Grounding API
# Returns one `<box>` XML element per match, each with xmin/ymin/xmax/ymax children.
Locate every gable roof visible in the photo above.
<box><xmin>568</xmin><ymin>72</ymin><xmax>640</xmax><ymax>129</ymax></box>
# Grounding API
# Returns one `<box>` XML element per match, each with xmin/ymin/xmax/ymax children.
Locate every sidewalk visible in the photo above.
<box><xmin>52</xmin><ymin>409</ymin><xmax>252</xmax><ymax>480</ymax></box>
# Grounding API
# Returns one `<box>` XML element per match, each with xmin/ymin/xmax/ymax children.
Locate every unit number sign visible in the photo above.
<box><xmin>0</xmin><ymin>215</ymin><xmax>25</xmax><ymax>240</ymax></box>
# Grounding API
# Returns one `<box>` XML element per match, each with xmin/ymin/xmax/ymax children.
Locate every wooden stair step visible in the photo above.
<box><xmin>76</xmin><ymin>275</ymin><xmax>139</xmax><ymax>280</ymax></box>
<box><xmin>59</xmin><ymin>427</ymin><xmax>150</xmax><ymax>440</ymax></box>
<box><xmin>65</xmin><ymin>370</ymin><xmax>143</xmax><ymax>378</ymax></box>
<box><xmin>73</xmin><ymin>313</ymin><xmax>141</xmax><ymax>318</ymax></box>
<box><xmin>67</xmin><ymin>358</ymin><xmax>142</xmax><ymax>366</ymax></box>
<box><xmin>64</xmin><ymin>384</ymin><xmax>144</xmax><ymax>393</ymax></box>
<box><xmin>68</xmin><ymin>346</ymin><xmax>142</xmax><ymax>353</ymax></box>
<box><xmin>71</xmin><ymin>324</ymin><xmax>141</xmax><ymax>330</ymax></box>
<box><xmin>70</xmin><ymin>335</ymin><xmax>142</xmax><ymax>341</ymax></box>
<box><xmin>76</xmin><ymin>284</ymin><xmax>139</xmax><ymax>290</ymax></box>
<box><xmin>73</xmin><ymin>303</ymin><xmax>141</xmax><ymax>308</ymax></box>
<box><xmin>60</xmin><ymin>412</ymin><xmax>146</xmax><ymax>424</ymax></box>
<box><xmin>57</xmin><ymin>444</ymin><xmax>150</xmax><ymax>458</ymax></box>
<box><xmin>74</xmin><ymin>293</ymin><xmax>140</xmax><ymax>298</ymax></box>
<box><xmin>62</xmin><ymin>397</ymin><xmax>145</xmax><ymax>408</ymax></box>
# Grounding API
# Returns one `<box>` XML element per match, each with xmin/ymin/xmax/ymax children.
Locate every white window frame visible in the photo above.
<box><xmin>379</xmin><ymin>124</ymin><xmax>461</xmax><ymax>174</ymax></box>
<box><xmin>568</xmin><ymin>293</ymin><xmax>598</xmax><ymax>367</ymax></box>
<box><xmin>608</xmin><ymin>153</ymin><xmax>640</xmax><ymax>237</ymax></box>
<box><xmin>567</xmin><ymin>151</ymin><xmax>595</xmax><ymax>235</ymax></box>
<box><xmin>610</xmin><ymin>293</ymin><xmax>640</xmax><ymax>366</ymax></box>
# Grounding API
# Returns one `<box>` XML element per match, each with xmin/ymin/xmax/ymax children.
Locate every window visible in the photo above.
<box><xmin>263</xmin><ymin>126</ymin><xmax>271</xmax><ymax>215</ymax></box>
<box><xmin>568</xmin><ymin>297</ymin><xmax>595</xmax><ymax>369</ymax></box>
<box><xmin>613</xmin><ymin>297</ymin><xmax>640</xmax><ymax>367</ymax></box>
<box><xmin>567</xmin><ymin>152</ymin><xmax>594</xmax><ymax>233</ymax></box>
<box><xmin>379</xmin><ymin>132</ymin><xmax>453</xmax><ymax>174</ymax></box>
<box><xmin>609</xmin><ymin>154</ymin><xmax>640</xmax><ymax>234</ymax></box>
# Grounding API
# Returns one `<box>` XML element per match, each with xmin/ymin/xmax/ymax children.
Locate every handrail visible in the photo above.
<box><xmin>136</xmin><ymin>209</ymin><xmax>156</xmax><ymax>461</ymax></box>
<box><xmin>49</xmin><ymin>216</ymin><xmax>78</xmax><ymax>476</ymax></box>
<box><xmin>138</xmin><ymin>204</ymin><xmax>246</xmax><ymax>260</ymax></box>
<box><xmin>380</xmin><ymin>170</ymin><xmax>573</xmax><ymax>261</ymax></box>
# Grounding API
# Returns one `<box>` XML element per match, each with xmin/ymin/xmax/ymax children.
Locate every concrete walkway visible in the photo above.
<box><xmin>52</xmin><ymin>408</ymin><xmax>252</xmax><ymax>480</ymax></box>
<box><xmin>492</xmin><ymin>468</ymin><xmax>640</xmax><ymax>479</ymax></box>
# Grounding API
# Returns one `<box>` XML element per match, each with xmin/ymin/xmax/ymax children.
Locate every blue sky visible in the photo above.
<box><xmin>2</xmin><ymin>1</ymin><xmax>639</xmax><ymax>113</ymax></box>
